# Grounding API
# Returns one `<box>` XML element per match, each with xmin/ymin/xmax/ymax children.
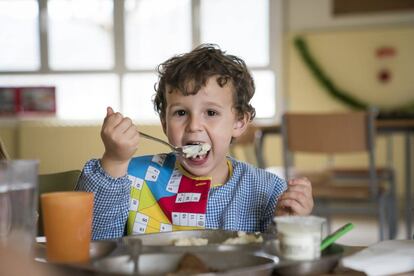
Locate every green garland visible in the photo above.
<box><xmin>294</xmin><ymin>37</ymin><xmax>414</xmax><ymax>114</ymax></box>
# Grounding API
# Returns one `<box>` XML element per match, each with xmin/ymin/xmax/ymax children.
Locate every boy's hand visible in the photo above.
<box><xmin>100</xmin><ymin>107</ymin><xmax>139</xmax><ymax>177</ymax></box>
<box><xmin>275</xmin><ymin>177</ymin><xmax>314</xmax><ymax>216</ymax></box>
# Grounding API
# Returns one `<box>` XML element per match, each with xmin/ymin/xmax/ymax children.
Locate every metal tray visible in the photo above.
<box><xmin>122</xmin><ymin>230</ymin><xmax>343</xmax><ymax>275</ymax></box>
<box><xmin>262</xmin><ymin>240</ymin><xmax>344</xmax><ymax>276</ymax></box>
<box><xmin>93</xmin><ymin>251</ymin><xmax>277</xmax><ymax>276</ymax></box>
<box><xmin>123</xmin><ymin>229</ymin><xmax>265</xmax><ymax>253</ymax></box>
<box><xmin>34</xmin><ymin>230</ymin><xmax>344</xmax><ymax>275</ymax></box>
<box><xmin>34</xmin><ymin>240</ymin><xmax>119</xmax><ymax>263</ymax></box>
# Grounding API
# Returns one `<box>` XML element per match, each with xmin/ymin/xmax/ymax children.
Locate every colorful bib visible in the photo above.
<box><xmin>126</xmin><ymin>153</ymin><xmax>211</xmax><ymax>234</ymax></box>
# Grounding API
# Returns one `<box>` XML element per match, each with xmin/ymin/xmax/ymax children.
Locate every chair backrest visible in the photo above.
<box><xmin>37</xmin><ymin>170</ymin><xmax>82</xmax><ymax>236</ymax></box>
<box><xmin>281</xmin><ymin>111</ymin><xmax>378</xmax><ymax>196</ymax></box>
<box><xmin>282</xmin><ymin>112</ymin><xmax>370</xmax><ymax>153</ymax></box>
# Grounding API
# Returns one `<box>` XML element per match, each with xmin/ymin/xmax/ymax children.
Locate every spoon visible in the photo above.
<box><xmin>320</xmin><ymin>222</ymin><xmax>354</xmax><ymax>251</ymax></box>
<box><xmin>138</xmin><ymin>131</ymin><xmax>211</xmax><ymax>158</ymax></box>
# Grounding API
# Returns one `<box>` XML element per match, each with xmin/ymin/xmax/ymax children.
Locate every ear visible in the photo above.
<box><xmin>160</xmin><ymin>118</ymin><xmax>167</xmax><ymax>135</ymax></box>
<box><xmin>232</xmin><ymin>113</ymin><xmax>249</xmax><ymax>139</ymax></box>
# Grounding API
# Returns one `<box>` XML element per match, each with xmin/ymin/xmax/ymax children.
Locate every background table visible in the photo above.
<box><xmin>255</xmin><ymin>118</ymin><xmax>414</xmax><ymax>239</ymax></box>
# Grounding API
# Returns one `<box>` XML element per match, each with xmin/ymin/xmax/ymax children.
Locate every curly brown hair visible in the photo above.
<box><xmin>153</xmin><ymin>44</ymin><xmax>256</xmax><ymax>121</ymax></box>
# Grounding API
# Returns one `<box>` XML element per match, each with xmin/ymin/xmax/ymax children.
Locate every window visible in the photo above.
<box><xmin>200</xmin><ymin>0</ymin><xmax>269</xmax><ymax>67</ymax></box>
<box><xmin>0</xmin><ymin>74</ymin><xmax>119</xmax><ymax>120</ymax></box>
<box><xmin>0</xmin><ymin>0</ymin><xmax>282</xmax><ymax>122</ymax></box>
<box><xmin>0</xmin><ymin>0</ymin><xmax>39</xmax><ymax>71</ymax></box>
<box><xmin>48</xmin><ymin>0</ymin><xmax>114</xmax><ymax>70</ymax></box>
<box><xmin>123</xmin><ymin>73</ymin><xmax>159</xmax><ymax>122</ymax></box>
<box><xmin>125</xmin><ymin>0</ymin><xmax>192</xmax><ymax>69</ymax></box>
<box><xmin>251</xmin><ymin>70</ymin><xmax>276</xmax><ymax>118</ymax></box>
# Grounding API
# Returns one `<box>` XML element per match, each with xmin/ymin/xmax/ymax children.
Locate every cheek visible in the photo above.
<box><xmin>210</xmin><ymin>126</ymin><xmax>233</xmax><ymax>146</ymax></box>
<box><xmin>166</xmin><ymin>123</ymin><xmax>183</xmax><ymax>143</ymax></box>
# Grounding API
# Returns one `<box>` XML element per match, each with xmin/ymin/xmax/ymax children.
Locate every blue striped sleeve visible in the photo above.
<box><xmin>76</xmin><ymin>159</ymin><xmax>130</xmax><ymax>240</ymax></box>
<box><xmin>261</xmin><ymin>173</ymin><xmax>287</xmax><ymax>231</ymax></box>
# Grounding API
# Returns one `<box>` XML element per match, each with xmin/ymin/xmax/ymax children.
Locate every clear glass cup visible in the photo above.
<box><xmin>0</xmin><ymin>160</ymin><xmax>39</xmax><ymax>255</ymax></box>
<box><xmin>273</xmin><ymin>215</ymin><xmax>326</xmax><ymax>261</ymax></box>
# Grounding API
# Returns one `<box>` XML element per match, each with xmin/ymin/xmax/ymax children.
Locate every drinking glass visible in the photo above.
<box><xmin>41</xmin><ymin>191</ymin><xmax>94</xmax><ymax>263</ymax></box>
<box><xmin>0</xmin><ymin>160</ymin><xmax>39</xmax><ymax>255</ymax></box>
<box><xmin>274</xmin><ymin>215</ymin><xmax>326</xmax><ymax>261</ymax></box>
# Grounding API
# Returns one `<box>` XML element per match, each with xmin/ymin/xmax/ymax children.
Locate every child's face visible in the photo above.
<box><xmin>162</xmin><ymin>76</ymin><xmax>248</xmax><ymax>183</ymax></box>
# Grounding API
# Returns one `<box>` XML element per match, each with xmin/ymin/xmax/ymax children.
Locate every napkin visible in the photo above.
<box><xmin>341</xmin><ymin>240</ymin><xmax>414</xmax><ymax>276</ymax></box>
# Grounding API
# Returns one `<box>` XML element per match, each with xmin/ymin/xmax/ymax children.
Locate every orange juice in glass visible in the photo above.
<box><xmin>41</xmin><ymin>191</ymin><xmax>93</xmax><ymax>263</ymax></box>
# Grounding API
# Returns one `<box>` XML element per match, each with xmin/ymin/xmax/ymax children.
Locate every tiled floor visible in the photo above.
<box><xmin>329</xmin><ymin>215</ymin><xmax>409</xmax><ymax>246</ymax></box>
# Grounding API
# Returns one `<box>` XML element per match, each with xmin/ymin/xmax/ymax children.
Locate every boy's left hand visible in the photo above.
<box><xmin>275</xmin><ymin>177</ymin><xmax>313</xmax><ymax>216</ymax></box>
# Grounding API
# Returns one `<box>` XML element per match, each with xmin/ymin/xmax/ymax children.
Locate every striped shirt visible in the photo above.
<box><xmin>76</xmin><ymin>155</ymin><xmax>287</xmax><ymax>240</ymax></box>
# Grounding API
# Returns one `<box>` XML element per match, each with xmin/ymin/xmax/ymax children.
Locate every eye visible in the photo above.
<box><xmin>207</xmin><ymin>110</ymin><xmax>218</xmax><ymax>116</ymax></box>
<box><xmin>174</xmin><ymin>110</ymin><xmax>187</xmax><ymax>116</ymax></box>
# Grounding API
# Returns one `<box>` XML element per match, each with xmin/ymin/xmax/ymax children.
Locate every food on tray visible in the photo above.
<box><xmin>182</xmin><ymin>143</ymin><xmax>211</xmax><ymax>158</ymax></box>
<box><xmin>173</xmin><ymin>237</ymin><xmax>209</xmax><ymax>246</ymax></box>
<box><xmin>173</xmin><ymin>231</ymin><xmax>263</xmax><ymax>246</ymax></box>
<box><xmin>168</xmin><ymin>253</ymin><xmax>217</xmax><ymax>275</ymax></box>
<box><xmin>222</xmin><ymin>231</ymin><xmax>263</xmax><ymax>245</ymax></box>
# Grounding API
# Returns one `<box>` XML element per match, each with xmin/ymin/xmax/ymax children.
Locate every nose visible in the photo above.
<box><xmin>187</xmin><ymin>114</ymin><xmax>203</xmax><ymax>132</ymax></box>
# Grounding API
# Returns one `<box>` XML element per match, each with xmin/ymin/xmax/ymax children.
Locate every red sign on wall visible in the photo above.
<box><xmin>0</xmin><ymin>87</ymin><xmax>56</xmax><ymax>116</ymax></box>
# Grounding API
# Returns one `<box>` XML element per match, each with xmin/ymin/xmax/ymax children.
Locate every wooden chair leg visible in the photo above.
<box><xmin>388</xmin><ymin>175</ymin><xmax>398</xmax><ymax>239</ymax></box>
<box><xmin>378</xmin><ymin>196</ymin><xmax>387</xmax><ymax>241</ymax></box>
<box><xmin>387</xmin><ymin>192</ymin><xmax>398</xmax><ymax>239</ymax></box>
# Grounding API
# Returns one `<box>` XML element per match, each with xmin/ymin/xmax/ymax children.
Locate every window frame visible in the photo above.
<box><xmin>0</xmin><ymin>0</ymin><xmax>284</xmax><ymax>123</ymax></box>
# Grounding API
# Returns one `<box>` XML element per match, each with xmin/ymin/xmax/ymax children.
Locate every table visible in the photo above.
<box><xmin>32</xmin><ymin>239</ymin><xmax>359</xmax><ymax>275</ymax></box>
<box><xmin>31</xmin><ymin>236</ymin><xmax>414</xmax><ymax>275</ymax></box>
<box><xmin>329</xmin><ymin>244</ymin><xmax>414</xmax><ymax>275</ymax></box>
<box><xmin>376</xmin><ymin>119</ymin><xmax>414</xmax><ymax>239</ymax></box>
<box><xmin>254</xmin><ymin>119</ymin><xmax>414</xmax><ymax>239</ymax></box>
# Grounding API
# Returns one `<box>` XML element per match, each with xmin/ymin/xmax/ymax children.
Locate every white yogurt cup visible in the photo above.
<box><xmin>273</xmin><ymin>216</ymin><xmax>326</xmax><ymax>261</ymax></box>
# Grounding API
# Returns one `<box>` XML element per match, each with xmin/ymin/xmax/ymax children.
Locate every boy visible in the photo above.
<box><xmin>77</xmin><ymin>44</ymin><xmax>313</xmax><ymax>240</ymax></box>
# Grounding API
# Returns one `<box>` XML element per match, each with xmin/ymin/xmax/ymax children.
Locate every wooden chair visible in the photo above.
<box><xmin>281</xmin><ymin>111</ymin><xmax>397</xmax><ymax>240</ymax></box>
<box><xmin>37</xmin><ymin>170</ymin><xmax>82</xmax><ymax>236</ymax></box>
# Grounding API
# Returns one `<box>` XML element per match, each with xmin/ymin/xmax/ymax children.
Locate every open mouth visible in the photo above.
<box><xmin>182</xmin><ymin>142</ymin><xmax>211</xmax><ymax>160</ymax></box>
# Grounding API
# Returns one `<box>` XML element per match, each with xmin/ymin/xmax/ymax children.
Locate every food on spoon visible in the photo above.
<box><xmin>173</xmin><ymin>237</ymin><xmax>208</xmax><ymax>246</ymax></box>
<box><xmin>182</xmin><ymin>143</ymin><xmax>211</xmax><ymax>159</ymax></box>
<box><xmin>222</xmin><ymin>231</ymin><xmax>263</xmax><ymax>245</ymax></box>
